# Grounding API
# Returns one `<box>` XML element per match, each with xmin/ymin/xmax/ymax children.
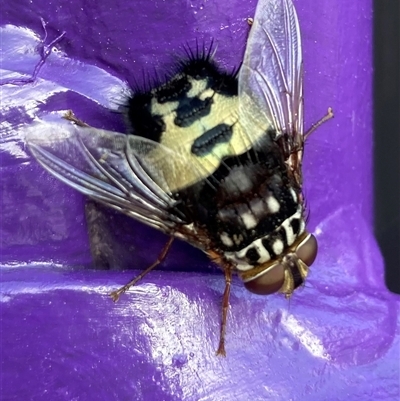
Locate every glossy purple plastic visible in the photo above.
<box><xmin>1</xmin><ymin>1</ymin><xmax>399</xmax><ymax>400</ymax></box>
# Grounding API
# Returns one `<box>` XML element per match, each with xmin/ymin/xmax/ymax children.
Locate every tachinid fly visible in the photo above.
<box><xmin>26</xmin><ymin>0</ymin><xmax>333</xmax><ymax>355</ymax></box>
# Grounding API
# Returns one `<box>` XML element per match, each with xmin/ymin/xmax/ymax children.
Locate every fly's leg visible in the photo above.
<box><xmin>62</xmin><ymin>110</ymin><xmax>175</xmax><ymax>301</ymax></box>
<box><xmin>110</xmin><ymin>236</ymin><xmax>174</xmax><ymax>302</ymax></box>
<box><xmin>304</xmin><ymin>107</ymin><xmax>334</xmax><ymax>140</ymax></box>
<box><xmin>63</xmin><ymin>110</ymin><xmax>90</xmax><ymax>127</ymax></box>
<box><xmin>216</xmin><ymin>266</ymin><xmax>233</xmax><ymax>357</ymax></box>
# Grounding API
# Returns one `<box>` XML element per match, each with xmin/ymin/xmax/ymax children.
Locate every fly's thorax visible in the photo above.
<box><xmin>125</xmin><ymin>58</ymin><xmax>270</xmax><ymax>194</ymax></box>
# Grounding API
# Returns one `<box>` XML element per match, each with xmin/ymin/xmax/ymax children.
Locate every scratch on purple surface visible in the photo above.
<box><xmin>0</xmin><ymin>19</ymin><xmax>65</xmax><ymax>86</ymax></box>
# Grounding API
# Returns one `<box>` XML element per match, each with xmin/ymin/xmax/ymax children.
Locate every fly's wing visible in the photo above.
<box><xmin>26</xmin><ymin>122</ymin><xmax>203</xmax><ymax>239</ymax></box>
<box><xmin>239</xmin><ymin>0</ymin><xmax>303</xmax><ymax>165</ymax></box>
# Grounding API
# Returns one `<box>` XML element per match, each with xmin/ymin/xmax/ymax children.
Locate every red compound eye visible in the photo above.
<box><xmin>244</xmin><ymin>264</ymin><xmax>285</xmax><ymax>295</ymax></box>
<box><xmin>244</xmin><ymin>234</ymin><xmax>318</xmax><ymax>295</ymax></box>
<box><xmin>296</xmin><ymin>234</ymin><xmax>318</xmax><ymax>267</ymax></box>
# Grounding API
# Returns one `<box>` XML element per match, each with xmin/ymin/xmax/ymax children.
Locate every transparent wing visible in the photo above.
<box><xmin>26</xmin><ymin>122</ymin><xmax>191</xmax><ymax>234</ymax></box>
<box><xmin>239</xmin><ymin>0</ymin><xmax>303</xmax><ymax>146</ymax></box>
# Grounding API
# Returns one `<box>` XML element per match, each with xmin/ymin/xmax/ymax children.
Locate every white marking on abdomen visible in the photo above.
<box><xmin>226</xmin><ymin>238</ymin><xmax>272</xmax><ymax>271</ymax></box>
<box><xmin>254</xmin><ymin>239</ymin><xmax>271</xmax><ymax>263</ymax></box>
<box><xmin>290</xmin><ymin>188</ymin><xmax>297</xmax><ymax>202</ymax></box>
<box><xmin>272</xmin><ymin>239</ymin><xmax>284</xmax><ymax>255</ymax></box>
<box><xmin>241</xmin><ymin>211</ymin><xmax>258</xmax><ymax>229</ymax></box>
<box><xmin>220</xmin><ymin>232</ymin><xmax>234</xmax><ymax>247</ymax></box>
<box><xmin>281</xmin><ymin>219</ymin><xmax>295</xmax><ymax>246</ymax></box>
<box><xmin>299</xmin><ymin>219</ymin><xmax>305</xmax><ymax>234</ymax></box>
<box><xmin>225</xmin><ymin>253</ymin><xmax>253</xmax><ymax>271</ymax></box>
<box><xmin>266</xmin><ymin>195</ymin><xmax>280</xmax><ymax>213</ymax></box>
<box><xmin>225</xmin><ymin>207</ymin><xmax>305</xmax><ymax>272</ymax></box>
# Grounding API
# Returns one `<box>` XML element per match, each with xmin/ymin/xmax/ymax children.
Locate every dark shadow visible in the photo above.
<box><xmin>373</xmin><ymin>1</ymin><xmax>400</xmax><ymax>293</ymax></box>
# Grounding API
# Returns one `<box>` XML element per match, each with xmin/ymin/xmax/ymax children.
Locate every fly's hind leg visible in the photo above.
<box><xmin>110</xmin><ymin>236</ymin><xmax>175</xmax><ymax>302</ymax></box>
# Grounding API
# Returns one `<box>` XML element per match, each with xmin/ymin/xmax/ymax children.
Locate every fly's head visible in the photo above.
<box><xmin>238</xmin><ymin>232</ymin><xmax>318</xmax><ymax>297</ymax></box>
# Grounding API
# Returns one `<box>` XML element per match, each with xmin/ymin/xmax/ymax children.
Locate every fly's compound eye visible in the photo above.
<box><xmin>244</xmin><ymin>234</ymin><xmax>318</xmax><ymax>296</ymax></box>
<box><xmin>296</xmin><ymin>233</ymin><xmax>318</xmax><ymax>267</ymax></box>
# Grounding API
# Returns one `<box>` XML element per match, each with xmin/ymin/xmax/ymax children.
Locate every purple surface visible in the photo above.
<box><xmin>1</xmin><ymin>0</ymin><xmax>399</xmax><ymax>400</ymax></box>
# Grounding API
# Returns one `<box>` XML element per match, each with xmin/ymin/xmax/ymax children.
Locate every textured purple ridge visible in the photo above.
<box><xmin>1</xmin><ymin>1</ymin><xmax>399</xmax><ymax>400</ymax></box>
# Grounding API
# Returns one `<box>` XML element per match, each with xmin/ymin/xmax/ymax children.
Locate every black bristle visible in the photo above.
<box><xmin>124</xmin><ymin>40</ymin><xmax>238</xmax><ymax>140</ymax></box>
<box><xmin>125</xmin><ymin>92</ymin><xmax>165</xmax><ymax>142</ymax></box>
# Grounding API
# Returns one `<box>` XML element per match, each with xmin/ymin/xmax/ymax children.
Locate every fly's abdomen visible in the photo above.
<box><xmin>178</xmin><ymin>137</ymin><xmax>304</xmax><ymax>259</ymax></box>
